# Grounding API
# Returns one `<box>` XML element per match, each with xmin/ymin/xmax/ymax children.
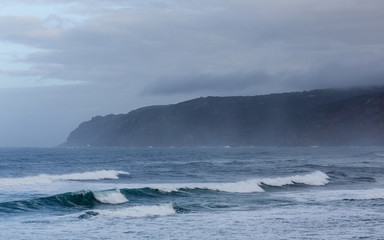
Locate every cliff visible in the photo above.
<box><xmin>63</xmin><ymin>86</ymin><xmax>384</xmax><ymax>147</ymax></box>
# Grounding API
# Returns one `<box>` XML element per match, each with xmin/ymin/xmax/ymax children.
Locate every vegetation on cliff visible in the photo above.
<box><xmin>64</xmin><ymin>86</ymin><xmax>384</xmax><ymax>147</ymax></box>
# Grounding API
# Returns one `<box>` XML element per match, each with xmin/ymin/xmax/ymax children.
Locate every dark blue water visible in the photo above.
<box><xmin>1</xmin><ymin>147</ymin><xmax>384</xmax><ymax>239</ymax></box>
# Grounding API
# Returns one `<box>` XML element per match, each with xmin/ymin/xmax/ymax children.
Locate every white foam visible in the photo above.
<box><xmin>93</xmin><ymin>189</ymin><xmax>129</xmax><ymax>204</ymax></box>
<box><xmin>340</xmin><ymin>189</ymin><xmax>384</xmax><ymax>200</ymax></box>
<box><xmin>260</xmin><ymin>171</ymin><xmax>329</xmax><ymax>186</ymax></box>
<box><xmin>0</xmin><ymin>170</ymin><xmax>130</xmax><ymax>187</ymax></box>
<box><xmin>206</xmin><ymin>180</ymin><xmax>265</xmax><ymax>193</ymax></box>
<box><xmin>141</xmin><ymin>182</ymin><xmax>265</xmax><ymax>193</ymax></box>
<box><xmin>278</xmin><ymin>188</ymin><xmax>384</xmax><ymax>202</ymax></box>
<box><xmin>136</xmin><ymin>171</ymin><xmax>329</xmax><ymax>193</ymax></box>
<box><xmin>198</xmin><ymin>171</ymin><xmax>328</xmax><ymax>193</ymax></box>
<box><xmin>94</xmin><ymin>203</ymin><xmax>176</xmax><ymax>218</ymax></box>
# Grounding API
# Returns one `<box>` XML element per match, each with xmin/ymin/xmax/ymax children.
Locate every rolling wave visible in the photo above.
<box><xmin>0</xmin><ymin>191</ymin><xmax>96</xmax><ymax>213</ymax></box>
<box><xmin>0</xmin><ymin>170</ymin><xmax>130</xmax><ymax>187</ymax></box>
<box><xmin>277</xmin><ymin>187</ymin><xmax>384</xmax><ymax>203</ymax></box>
<box><xmin>0</xmin><ymin>189</ymin><xmax>130</xmax><ymax>213</ymax></box>
<box><xmin>93</xmin><ymin>189</ymin><xmax>128</xmax><ymax>204</ymax></box>
<box><xmin>0</xmin><ymin>171</ymin><xmax>330</xmax><ymax>213</ymax></box>
<box><xmin>141</xmin><ymin>171</ymin><xmax>330</xmax><ymax>193</ymax></box>
<box><xmin>84</xmin><ymin>203</ymin><xmax>176</xmax><ymax>218</ymax></box>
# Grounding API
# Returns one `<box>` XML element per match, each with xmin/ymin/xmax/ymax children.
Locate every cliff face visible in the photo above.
<box><xmin>294</xmin><ymin>92</ymin><xmax>384</xmax><ymax>145</ymax></box>
<box><xmin>63</xmin><ymin>86</ymin><xmax>384</xmax><ymax>147</ymax></box>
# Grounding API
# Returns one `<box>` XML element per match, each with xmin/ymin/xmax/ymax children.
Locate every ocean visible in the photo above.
<box><xmin>0</xmin><ymin>146</ymin><xmax>383</xmax><ymax>239</ymax></box>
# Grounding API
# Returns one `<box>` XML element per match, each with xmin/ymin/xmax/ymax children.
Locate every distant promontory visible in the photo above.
<box><xmin>63</xmin><ymin>86</ymin><xmax>384</xmax><ymax>147</ymax></box>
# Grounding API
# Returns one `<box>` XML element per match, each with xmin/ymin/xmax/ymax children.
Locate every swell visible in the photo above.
<box><xmin>3</xmin><ymin>185</ymin><xmax>382</xmax><ymax>216</ymax></box>
<box><xmin>138</xmin><ymin>171</ymin><xmax>330</xmax><ymax>193</ymax></box>
<box><xmin>0</xmin><ymin>171</ymin><xmax>330</xmax><ymax>213</ymax></box>
<box><xmin>0</xmin><ymin>170</ymin><xmax>130</xmax><ymax>187</ymax></box>
<box><xmin>0</xmin><ymin>189</ymin><xmax>128</xmax><ymax>213</ymax></box>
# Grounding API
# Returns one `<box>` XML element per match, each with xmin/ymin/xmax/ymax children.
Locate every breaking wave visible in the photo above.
<box><xmin>0</xmin><ymin>170</ymin><xmax>130</xmax><ymax>187</ymax></box>
<box><xmin>88</xmin><ymin>203</ymin><xmax>176</xmax><ymax>218</ymax></box>
<box><xmin>146</xmin><ymin>171</ymin><xmax>329</xmax><ymax>193</ymax></box>
<box><xmin>0</xmin><ymin>188</ymin><xmax>130</xmax><ymax>213</ymax></box>
<box><xmin>93</xmin><ymin>189</ymin><xmax>128</xmax><ymax>204</ymax></box>
<box><xmin>0</xmin><ymin>171</ymin><xmax>330</xmax><ymax>214</ymax></box>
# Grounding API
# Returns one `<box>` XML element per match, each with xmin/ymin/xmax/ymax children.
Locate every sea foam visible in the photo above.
<box><xmin>143</xmin><ymin>171</ymin><xmax>329</xmax><ymax>193</ymax></box>
<box><xmin>259</xmin><ymin>170</ymin><xmax>329</xmax><ymax>186</ymax></box>
<box><xmin>199</xmin><ymin>171</ymin><xmax>328</xmax><ymax>192</ymax></box>
<box><xmin>93</xmin><ymin>189</ymin><xmax>129</xmax><ymax>204</ymax></box>
<box><xmin>94</xmin><ymin>203</ymin><xmax>176</xmax><ymax>218</ymax></box>
<box><xmin>0</xmin><ymin>170</ymin><xmax>130</xmax><ymax>187</ymax></box>
<box><xmin>278</xmin><ymin>187</ymin><xmax>384</xmax><ymax>202</ymax></box>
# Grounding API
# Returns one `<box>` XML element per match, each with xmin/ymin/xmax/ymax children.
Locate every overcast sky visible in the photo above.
<box><xmin>0</xmin><ymin>0</ymin><xmax>383</xmax><ymax>147</ymax></box>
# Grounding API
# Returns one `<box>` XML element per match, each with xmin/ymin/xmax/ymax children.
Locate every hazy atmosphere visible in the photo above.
<box><xmin>0</xmin><ymin>0</ymin><xmax>383</xmax><ymax>147</ymax></box>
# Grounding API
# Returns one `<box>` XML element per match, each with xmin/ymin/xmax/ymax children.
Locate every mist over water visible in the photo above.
<box><xmin>1</xmin><ymin>0</ymin><xmax>384</xmax><ymax>148</ymax></box>
<box><xmin>1</xmin><ymin>2</ymin><xmax>383</xmax><ymax>239</ymax></box>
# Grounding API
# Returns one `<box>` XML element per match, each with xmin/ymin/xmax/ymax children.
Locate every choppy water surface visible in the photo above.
<box><xmin>1</xmin><ymin>147</ymin><xmax>384</xmax><ymax>239</ymax></box>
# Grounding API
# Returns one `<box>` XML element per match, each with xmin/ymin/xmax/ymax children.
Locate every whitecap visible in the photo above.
<box><xmin>94</xmin><ymin>203</ymin><xmax>176</xmax><ymax>218</ymax></box>
<box><xmin>93</xmin><ymin>189</ymin><xmax>129</xmax><ymax>204</ymax></box>
<box><xmin>137</xmin><ymin>171</ymin><xmax>329</xmax><ymax>193</ymax></box>
<box><xmin>260</xmin><ymin>171</ymin><xmax>329</xmax><ymax>186</ymax></box>
<box><xmin>277</xmin><ymin>188</ymin><xmax>384</xmax><ymax>202</ymax></box>
<box><xmin>0</xmin><ymin>170</ymin><xmax>130</xmax><ymax>187</ymax></box>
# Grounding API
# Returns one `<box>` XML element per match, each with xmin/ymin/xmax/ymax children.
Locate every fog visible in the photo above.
<box><xmin>0</xmin><ymin>0</ymin><xmax>383</xmax><ymax>146</ymax></box>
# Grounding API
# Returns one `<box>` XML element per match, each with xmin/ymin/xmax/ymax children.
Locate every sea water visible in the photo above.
<box><xmin>0</xmin><ymin>147</ymin><xmax>383</xmax><ymax>239</ymax></box>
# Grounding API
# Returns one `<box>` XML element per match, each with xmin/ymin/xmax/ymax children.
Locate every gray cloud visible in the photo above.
<box><xmin>145</xmin><ymin>71</ymin><xmax>271</xmax><ymax>95</ymax></box>
<box><xmin>1</xmin><ymin>0</ymin><xmax>383</xmax><ymax>89</ymax></box>
<box><xmin>0</xmin><ymin>0</ymin><xmax>384</xmax><ymax>146</ymax></box>
<box><xmin>282</xmin><ymin>60</ymin><xmax>384</xmax><ymax>90</ymax></box>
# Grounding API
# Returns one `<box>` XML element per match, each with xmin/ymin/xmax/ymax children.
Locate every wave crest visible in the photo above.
<box><xmin>260</xmin><ymin>171</ymin><xmax>329</xmax><ymax>187</ymax></box>
<box><xmin>0</xmin><ymin>170</ymin><xmax>130</xmax><ymax>186</ymax></box>
<box><xmin>145</xmin><ymin>171</ymin><xmax>329</xmax><ymax>193</ymax></box>
<box><xmin>93</xmin><ymin>189</ymin><xmax>128</xmax><ymax>204</ymax></box>
<box><xmin>91</xmin><ymin>203</ymin><xmax>176</xmax><ymax>218</ymax></box>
